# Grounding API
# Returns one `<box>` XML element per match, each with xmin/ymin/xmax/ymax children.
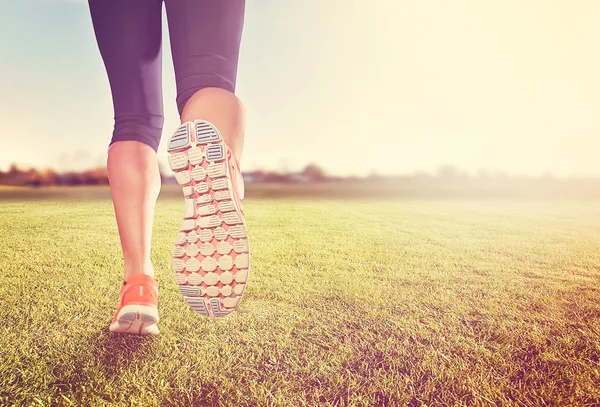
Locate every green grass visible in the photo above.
<box><xmin>1</xmin><ymin>195</ymin><xmax>600</xmax><ymax>406</ymax></box>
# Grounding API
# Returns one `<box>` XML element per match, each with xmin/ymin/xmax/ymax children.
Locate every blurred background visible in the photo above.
<box><xmin>1</xmin><ymin>0</ymin><xmax>599</xmax><ymax>199</ymax></box>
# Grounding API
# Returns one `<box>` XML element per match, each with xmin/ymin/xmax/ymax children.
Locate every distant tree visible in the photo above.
<box><xmin>40</xmin><ymin>169</ymin><xmax>57</xmax><ymax>186</ymax></box>
<box><xmin>85</xmin><ymin>167</ymin><xmax>109</xmax><ymax>185</ymax></box>
<box><xmin>26</xmin><ymin>169</ymin><xmax>42</xmax><ymax>187</ymax></box>
<box><xmin>263</xmin><ymin>171</ymin><xmax>287</xmax><ymax>182</ymax></box>
<box><xmin>368</xmin><ymin>170</ymin><xmax>382</xmax><ymax>180</ymax></box>
<box><xmin>8</xmin><ymin>164</ymin><xmax>19</xmax><ymax>176</ymax></box>
<box><xmin>437</xmin><ymin>165</ymin><xmax>467</xmax><ymax>179</ymax></box>
<box><xmin>437</xmin><ymin>164</ymin><xmax>460</xmax><ymax>179</ymax></box>
<box><xmin>301</xmin><ymin>163</ymin><xmax>326</xmax><ymax>181</ymax></box>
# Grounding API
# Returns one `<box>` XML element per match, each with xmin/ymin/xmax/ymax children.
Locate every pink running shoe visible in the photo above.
<box><xmin>167</xmin><ymin>120</ymin><xmax>250</xmax><ymax>317</ymax></box>
<box><xmin>109</xmin><ymin>274</ymin><xmax>159</xmax><ymax>335</ymax></box>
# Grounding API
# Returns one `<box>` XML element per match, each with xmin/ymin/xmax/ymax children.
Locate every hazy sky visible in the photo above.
<box><xmin>1</xmin><ymin>0</ymin><xmax>599</xmax><ymax>177</ymax></box>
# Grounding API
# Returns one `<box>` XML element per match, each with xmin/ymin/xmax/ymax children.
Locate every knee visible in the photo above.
<box><xmin>179</xmin><ymin>87</ymin><xmax>243</xmax><ymax>123</ymax></box>
<box><xmin>176</xmin><ymin>74</ymin><xmax>237</xmax><ymax>116</ymax></box>
<box><xmin>111</xmin><ymin>114</ymin><xmax>164</xmax><ymax>152</ymax></box>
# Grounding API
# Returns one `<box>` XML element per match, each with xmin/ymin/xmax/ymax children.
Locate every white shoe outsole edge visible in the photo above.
<box><xmin>109</xmin><ymin>304</ymin><xmax>160</xmax><ymax>335</ymax></box>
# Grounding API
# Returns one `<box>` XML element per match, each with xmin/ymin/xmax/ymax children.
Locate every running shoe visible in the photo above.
<box><xmin>109</xmin><ymin>273</ymin><xmax>159</xmax><ymax>335</ymax></box>
<box><xmin>167</xmin><ymin>120</ymin><xmax>250</xmax><ymax>317</ymax></box>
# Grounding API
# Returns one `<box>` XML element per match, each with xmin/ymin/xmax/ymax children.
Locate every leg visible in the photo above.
<box><xmin>89</xmin><ymin>0</ymin><xmax>163</xmax><ymax>282</ymax></box>
<box><xmin>107</xmin><ymin>142</ymin><xmax>161</xmax><ymax>282</ymax></box>
<box><xmin>164</xmin><ymin>0</ymin><xmax>250</xmax><ymax>317</ymax></box>
<box><xmin>165</xmin><ymin>0</ymin><xmax>246</xmax><ymax>161</ymax></box>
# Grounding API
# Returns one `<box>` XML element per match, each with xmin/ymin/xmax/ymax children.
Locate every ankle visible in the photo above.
<box><xmin>124</xmin><ymin>261</ymin><xmax>155</xmax><ymax>283</ymax></box>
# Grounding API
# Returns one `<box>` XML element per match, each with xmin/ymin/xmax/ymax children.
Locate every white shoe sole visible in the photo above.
<box><xmin>167</xmin><ymin>120</ymin><xmax>250</xmax><ymax>317</ymax></box>
<box><xmin>109</xmin><ymin>304</ymin><xmax>160</xmax><ymax>335</ymax></box>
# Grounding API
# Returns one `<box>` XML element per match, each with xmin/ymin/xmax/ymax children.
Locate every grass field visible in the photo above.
<box><xmin>1</xmin><ymin>190</ymin><xmax>600</xmax><ymax>406</ymax></box>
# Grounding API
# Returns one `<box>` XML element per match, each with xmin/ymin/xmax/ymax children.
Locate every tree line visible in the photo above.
<box><xmin>0</xmin><ymin>163</ymin><xmax>329</xmax><ymax>187</ymax></box>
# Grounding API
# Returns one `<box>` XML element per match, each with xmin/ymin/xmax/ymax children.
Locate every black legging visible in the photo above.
<box><xmin>88</xmin><ymin>0</ymin><xmax>245</xmax><ymax>152</ymax></box>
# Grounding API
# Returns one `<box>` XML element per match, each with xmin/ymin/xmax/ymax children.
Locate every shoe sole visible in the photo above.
<box><xmin>167</xmin><ymin>120</ymin><xmax>250</xmax><ymax>317</ymax></box>
<box><xmin>109</xmin><ymin>304</ymin><xmax>160</xmax><ymax>335</ymax></box>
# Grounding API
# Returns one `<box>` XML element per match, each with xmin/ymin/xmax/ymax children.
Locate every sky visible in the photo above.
<box><xmin>0</xmin><ymin>0</ymin><xmax>599</xmax><ymax>177</ymax></box>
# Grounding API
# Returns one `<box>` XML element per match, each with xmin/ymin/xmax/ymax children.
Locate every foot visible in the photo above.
<box><xmin>109</xmin><ymin>274</ymin><xmax>159</xmax><ymax>335</ymax></box>
<box><xmin>167</xmin><ymin>120</ymin><xmax>250</xmax><ymax>317</ymax></box>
